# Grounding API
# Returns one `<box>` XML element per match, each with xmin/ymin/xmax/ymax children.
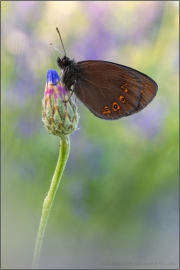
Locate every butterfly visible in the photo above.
<box><xmin>53</xmin><ymin>28</ymin><xmax>158</xmax><ymax>120</ymax></box>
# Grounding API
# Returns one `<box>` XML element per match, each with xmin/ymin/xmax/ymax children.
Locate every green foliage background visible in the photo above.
<box><xmin>1</xmin><ymin>1</ymin><xmax>179</xmax><ymax>269</ymax></box>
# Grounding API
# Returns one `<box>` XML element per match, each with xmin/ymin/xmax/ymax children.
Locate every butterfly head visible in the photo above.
<box><xmin>57</xmin><ymin>56</ymin><xmax>72</xmax><ymax>70</ymax></box>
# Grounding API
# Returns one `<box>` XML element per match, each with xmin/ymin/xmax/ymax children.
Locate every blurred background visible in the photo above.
<box><xmin>1</xmin><ymin>1</ymin><xmax>179</xmax><ymax>269</ymax></box>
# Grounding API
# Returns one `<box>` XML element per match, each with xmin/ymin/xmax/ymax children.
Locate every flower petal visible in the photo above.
<box><xmin>46</xmin><ymin>69</ymin><xmax>60</xmax><ymax>85</ymax></box>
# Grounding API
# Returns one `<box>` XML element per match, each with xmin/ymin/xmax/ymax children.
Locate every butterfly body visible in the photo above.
<box><xmin>57</xmin><ymin>55</ymin><xmax>158</xmax><ymax>120</ymax></box>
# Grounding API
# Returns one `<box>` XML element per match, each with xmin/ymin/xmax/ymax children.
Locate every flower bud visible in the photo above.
<box><xmin>42</xmin><ymin>69</ymin><xmax>79</xmax><ymax>138</ymax></box>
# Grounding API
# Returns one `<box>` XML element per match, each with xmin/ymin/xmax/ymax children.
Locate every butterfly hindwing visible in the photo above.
<box><xmin>73</xmin><ymin>61</ymin><xmax>158</xmax><ymax>120</ymax></box>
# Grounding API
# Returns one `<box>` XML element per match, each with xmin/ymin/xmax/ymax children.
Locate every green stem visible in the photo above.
<box><xmin>32</xmin><ymin>136</ymin><xmax>70</xmax><ymax>269</ymax></box>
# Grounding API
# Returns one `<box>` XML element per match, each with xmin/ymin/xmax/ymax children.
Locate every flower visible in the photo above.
<box><xmin>42</xmin><ymin>69</ymin><xmax>79</xmax><ymax>138</ymax></box>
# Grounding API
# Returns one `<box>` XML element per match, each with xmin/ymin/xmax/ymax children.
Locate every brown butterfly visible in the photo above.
<box><xmin>55</xmin><ymin>28</ymin><xmax>158</xmax><ymax>120</ymax></box>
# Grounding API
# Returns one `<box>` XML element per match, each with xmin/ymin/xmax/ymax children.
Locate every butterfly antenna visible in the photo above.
<box><xmin>56</xmin><ymin>27</ymin><xmax>66</xmax><ymax>56</ymax></box>
<box><xmin>49</xmin><ymin>43</ymin><xmax>63</xmax><ymax>56</ymax></box>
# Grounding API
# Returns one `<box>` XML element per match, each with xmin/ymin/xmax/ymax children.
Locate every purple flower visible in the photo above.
<box><xmin>42</xmin><ymin>69</ymin><xmax>79</xmax><ymax>138</ymax></box>
<box><xmin>44</xmin><ymin>69</ymin><xmax>66</xmax><ymax>101</ymax></box>
<box><xmin>130</xmin><ymin>100</ymin><xmax>167</xmax><ymax>139</ymax></box>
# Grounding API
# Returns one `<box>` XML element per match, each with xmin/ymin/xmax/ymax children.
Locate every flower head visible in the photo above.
<box><xmin>42</xmin><ymin>69</ymin><xmax>79</xmax><ymax>138</ymax></box>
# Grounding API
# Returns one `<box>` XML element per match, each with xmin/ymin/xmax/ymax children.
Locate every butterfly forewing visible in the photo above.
<box><xmin>74</xmin><ymin>61</ymin><xmax>158</xmax><ymax>120</ymax></box>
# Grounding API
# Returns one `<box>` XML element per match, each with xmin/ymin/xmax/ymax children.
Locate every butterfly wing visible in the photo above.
<box><xmin>73</xmin><ymin>60</ymin><xmax>158</xmax><ymax>120</ymax></box>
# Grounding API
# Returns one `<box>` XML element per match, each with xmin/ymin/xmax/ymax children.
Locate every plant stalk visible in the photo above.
<box><xmin>32</xmin><ymin>136</ymin><xmax>70</xmax><ymax>269</ymax></box>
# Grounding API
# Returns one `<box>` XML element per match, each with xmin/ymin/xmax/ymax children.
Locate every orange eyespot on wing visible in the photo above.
<box><xmin>119</xmin><ymin>95</ymin><xmax>126</xmax><ymax>103</ymax></box>
<box><xmin>112</xmin><ymin>102</ymin><xmax>120</xmax><ymax>111</ymax></box>
<box><xmin>102</xmin><ymin>106</ymin><xmax>111</xmax><ymax>115</ymax></box>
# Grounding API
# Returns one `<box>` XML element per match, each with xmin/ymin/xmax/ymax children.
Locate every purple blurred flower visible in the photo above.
<box><xmin>130</xmin><ymin>100</ymin><xmax>167</xmax><ymax>139</ymax></box>
<box><xmin>130</xmin><ymin>2</ymin><xmax>164</xmax><ymax>43</ymax></box>
<box><xmin>75</xmin><ymin>3</ymin><xmax>116</xmax><ymax>60</ymax></box>
<box><xmin>17</xmin><ymin>117</ymin><xmax>40</xmax><ymax>137</ymax></box>
<box><xmin>14</xmin><ymin>1</ymin><xmax>41</xmax><ymax>22</ymax></box>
